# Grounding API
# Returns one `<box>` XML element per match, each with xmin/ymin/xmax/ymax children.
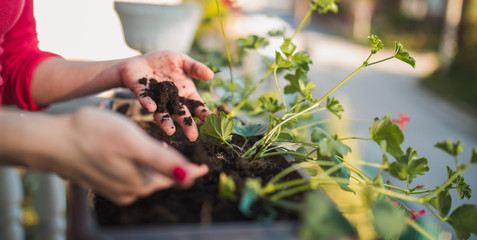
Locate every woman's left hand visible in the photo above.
<box><xmin>119</xmin><ymin>51</ymin><xmax>214</xmax><ymax>141</ymax></box>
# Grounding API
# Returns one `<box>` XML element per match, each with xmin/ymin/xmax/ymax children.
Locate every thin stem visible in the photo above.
<box><xmin>290</xmin><ymin>1</ymin><xmax>319</xmax><ymax>40</ymax></box>
<box><xmin>224</xmin><ymin>141</ymin><xmax>240</xmax><ymax>156</ymax></box>
<box><xmin>424</xmin><ymin>164</ymin><xmax>469</xmax><ymax>202</ymax></box>
<box><xmin>338</xmin><ymin>136</ymin><xmax>371</xmax><ymax>141</ymax></box>
<box><xmin>229</xmin><ymin>67</ymin><xmax>273</xmax><ymax>116</ymax></box>
<box><xmin>215</xmin><ymin>0</ymin><xmax>234</xmax><ymax>110</ymax></box>
<box><xmin>273</xmin><ymin>67</ymin><xmax>287</xmax><ymax>112</ymax></box>
<box><xmin>406</xmin><ymin>218</ymin><xmax>437</xmax><ymax>240</ymax></box>
<box><xmin>270</xmin><ymin>199</ymin><xmax>303</xmax><ymax>212</ymax></box>
<box><xmin>366</xmin><ymin>56</ymin><xmax>394</xmax><ymax>67</ymax></box>
<box><xmin>259</xmin><ymin>151</ymin><xmax>313</xmax><ymax>160</ymax></box>
<box><xmin>292</xmin><ymin>119</ymin><xmax>334</xmax><ymax>132</ymax></box>
<box><xmin>270</xmin><ymin>184</ymin><xmax>312</xmax><ymax>201</ymax></box>
<box><xmin>374</xmin><ymin>187</ymin><xmax>425</xmax><ymax>204</ymax></box>
<box><xmin>424</xmin><ymin>203</ymin><xmax>448</xmax><ymax>222</ymax></box>
<box><xmin>384</xmin><ymin>184</ymin><xmax>432</xmax><ymax>195</ymax></box>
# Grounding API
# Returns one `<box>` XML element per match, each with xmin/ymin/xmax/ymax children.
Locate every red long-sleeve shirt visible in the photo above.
<box><xmin>0</xmin><ymin>0</ymin><xmax>59</xmax><ymax>111</ymax></box>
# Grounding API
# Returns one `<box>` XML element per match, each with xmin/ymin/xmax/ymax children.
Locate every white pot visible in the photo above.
<box><xmin>114</xmin><ymin>1</ymin><xmax>203</xmax><ymax>54</ymax></box>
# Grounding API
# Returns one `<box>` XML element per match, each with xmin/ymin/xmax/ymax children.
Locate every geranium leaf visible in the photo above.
<box><xmin>291</xmin><ymin>51</ymin><xmax>312</xmax><ymax>72</ymax></box>
<box><xmin>258</xmin><ymin>92</ymin><xmax>284</xmax><ymax>114</ymax></box>
<box><xmin>315</xmin><ymin>0</ymin><xmax>340</xmax><ymax>14</ymax></box>
<box><xmin>233</xmin><ymin>120</ymin><xmax>268</xmax><ymax>138</ymax></box>
<box><xmin>280</xmin><ymin>37</ymin><xmax>296</xmax><ymax>58</ymax></box>
<box><xmin>371</xmin><ymin>198</ymin><xmax>407</xmax><ymax>239</ymax></box>
<box><xmin>311</xmin><ymin>127</ymin><xmax>350</xmax><ymax>157</ymax></box>
<box><xmin>219</xmin><ymin>173</ymin><xmax>236</xmax><ymax>201</ymax></box>
<box><xmin>304</xmin><ymin>168</ymin><xmax>318</xmax><ymax>177</ymax></box>
<box><xmin>446</xmin><ymin>166</ymin><xmax>472</xmax><ymax>199</ymax></box>
<box><xmin>447</xmin><ymin>204</ymin><xmax>477</xmax><ymax>240</ymax></box>
<box><xmin>387</xmin><ymin>147</ymin><xmax>429</xmax><ymax>183</ymax></box>
<box><xmin>275</xmin><ymin>51</ymin><xmax>293</xmax><ymax>69</ymax></box>
<box><xmin>369</xmin><ymin>115</ymin><xmax>404</xmax><ymax>158</ymax></box>
<box><xmin>429</xmin><ymin>188</ymin><xmax>452</xmax><ymax>218</ymax></box>
<box><xmin>326</xmin><ymin>97</ymin><xmax>344</xmax><ymax>119</ymax></box>
<box><xmin>236</xmin><ymin>35</ymin><xmax>269</xmax><ymax>49</ymax></box>
<box><xmin>368</xmin><ymin>34</ymin><xmax>384</xmax><ymax>54</ymax></box>
<box><xmin>239</xmin><ymin>178</ymin><xmax>262</xmax><ymax>217</ymax></box>
<box><xmin>394</xmin><ymin>41</ymin><xmax>416</xmax><ymax>68</ymax></box>
<box><xmin>200</xmin><ymin>112</ymin><xmax>234</xmax><ymax>144</ymax></box>
<box><xmin>284</xmin><ymin>69</ymin><xmax>315</xmax><ymax>97</ymax></box>
<box><xmin>435</xmin><ymin>139</ymin><xmax>463</xmax><ymax>158</ymax></box>
<box><xmin>299</xmin><ymin>191</ymin><xmax>356</xmax><ymax>239</ymax></box>
<box><xmin>471</xmin><ymin>147</ymin><xmax>477</xmax><ymax>164</ymax></box>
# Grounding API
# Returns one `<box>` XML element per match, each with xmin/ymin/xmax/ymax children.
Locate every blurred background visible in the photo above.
<box><xmin>3</xmin><ymin>0</ymin><xmax>474</xmax><ymax>239</ymax></box>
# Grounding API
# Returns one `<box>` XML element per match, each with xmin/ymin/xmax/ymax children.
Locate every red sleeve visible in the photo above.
<box><xmin>0</xmin><ymin>0</ymin><xmax>61</xmax><ymax>111</ymax></box>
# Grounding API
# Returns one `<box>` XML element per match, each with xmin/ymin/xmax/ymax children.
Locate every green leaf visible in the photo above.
<box><xmin>429</xmin><ymin>188</ymin><xmax>452</xmax><ymax>218</ymax></box>
<box><xmin>447</xmin><ymin>204</ymin><xmax>477</xmax><ymax>240</ymax></box>
<box><xmin>299</xmin><ymin>191</ymin><xmax>356</xmax><ymax>239</ymax></box>
<box><xmin>291</xmin><ymin>51</ymin><xmax>313</xmax><ymax>72</ymax></box>
<box><xmin>472</xmin><ymin>147</ymin><xmax>477</xmax><ymax>164</ymax></box>
<box><xmin>311</xmin><ymin>127</ymin><xmax>351</xmax><ymax>157</ymax></box>
<box><xmin>435</xmin><ymin>139</ymin><xmax>463</xmax><ymax>158</ymax></box>
<box><xmin>200</xmin><ymin>112</ymin><xmax>234</xmax><ymax>144</ymax></box>
<box><xmin>202</xmin><ymin>62</ymin><xmax>221</xmax><ymax>74</ymax></box>
<box><xmin>232</xmin><ymin>120</ymin><xmax>267</xmax><ymax>138</ymax></box>
<box><xmin>275</xmin><ymin>51</ymin><xmax>293</xmax><ymax>69</ymax></box>
<box><xmin>219</xmin><ymin>173</ymin><xmax>236</xmax><ymax>201</ymax></box>
<box><xmin>371</xmin><ymin>198</ymin><xmax>408</xmax><ymax>240</ymax></box>
<box><xmin>280</xmin><ymin>37</ymin><xmax>296</xmax><ymax>58</ymax></box>
<box><xmin>292</xmin><ymin>147</ymin><xmax>308</xmax><ymax>162</ymax></box>
<box><xmin>326</xmin><ymin>97</ymin><xmax>344</xmax><ymax>119</ymax></box>
<box><xmin>267</xmin><ymin>29</ymin><xmax>284</xmax><ymax>37</ymax></box>
<box><xmin>369</xmin><ymin>115</ymin><xmax>404</xmax><ymax>158</ymax></box>
<box><xmin>315</xmin><ymin>0</ymin><xmax>340</xmax><ymax>14</ymax></box>
<box><xmin>276</xmin><ymin>127</ymin><xmax>295</xmax><ymax>141</ymax></box>
<box><xmin>446</xmin><ymin>166</ymin><xmax>472</xmax><ymax>199</ymax></box>
<box><xmin>239</xmin><ymin>178</ymin><xmax>262</xmax><ymax>217</ymax></box>
<box><xmin>284</xmin><ymin>69</ymin><xmax>315</xmax><ymax>97</ymax></box>
<box><xmin>368</xmin><ymin>34</ymin><xmax>384</xmax><ymax>54</ymax></box>
<box><xmin>387</xmin><ymin>147</ymin><xmax>429</xmax><ymax>183</ymax></box>
<box><xmin>236</xmin><ymin>35</ymin><xmax>269</xmax><ymax>49</ymax></box>
<box><xmin>394</xmin><ymin>41</ymin><xmax>416</xmax><ymax>68</ymax></box>
<box><xmin>304</xmin><ymin>168</ymin><xmax>318</xmax><ymax>177</ymax></box>
<box><xmin>258</xmin><ymin>92</ymin><xmax>284</xmax><ymax>114</ymax></box>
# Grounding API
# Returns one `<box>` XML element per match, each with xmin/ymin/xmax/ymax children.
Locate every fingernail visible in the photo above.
<box><xmin>172</xmin><ymin>166</ymin><xmax>187</xmax><ymax>183</ymax></box>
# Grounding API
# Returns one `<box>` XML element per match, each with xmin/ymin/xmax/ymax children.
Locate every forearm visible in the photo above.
<box><xmin>0</xmin><ymin>110</ymin><xmax>71</xmax><ymax>172</ymax></box>
<box><xmin>31</xmin><ymin>57</ymin><xmax>128</xmax><ymax>105</ymax></box>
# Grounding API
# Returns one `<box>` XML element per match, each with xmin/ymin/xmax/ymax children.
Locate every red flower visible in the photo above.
<box><xmin>222</xmin><ymin>0</ymin><xmax>241</xmax><ymax>11</ymax></box>
<box><xmin>408</xmin><ymin>209</ymin><xmax>426</xmax><ymax>221</ymax></box>
<box><xmin>392</xmin><ymin>113</ymin><xmax>410</xmax><ymax>131</ymax></box>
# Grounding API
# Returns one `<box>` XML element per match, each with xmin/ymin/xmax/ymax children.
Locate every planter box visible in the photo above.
<box><xmin>67</xmin><ymin>98</ymin><xmax>357</xmax><ymax>240</ymax></box>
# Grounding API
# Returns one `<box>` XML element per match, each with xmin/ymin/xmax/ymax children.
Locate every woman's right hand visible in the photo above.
<box><xmin>0</xmin><ymin>108</ymin><xmax>208</xmax><ymax>205</ymax></box>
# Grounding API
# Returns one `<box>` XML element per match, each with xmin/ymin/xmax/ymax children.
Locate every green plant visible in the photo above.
<box><xmin>198</xmin><ymin>0</ymin><xmax>477</xmax><ymax>239</ymax></box>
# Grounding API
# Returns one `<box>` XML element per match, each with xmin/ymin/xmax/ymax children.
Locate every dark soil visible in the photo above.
<box><xmin>140</xmin><ymin>78</ymin><xmax>204</xmax><ymax>116</ymax></box>
<box><xmin>94</xmin><ymin>121</ymin><xmax>303</xmax><ymax>226</ymax></box>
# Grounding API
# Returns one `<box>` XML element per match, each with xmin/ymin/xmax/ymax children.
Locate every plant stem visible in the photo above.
<box><xmin>215</xmin><ymin>0</ymin><xmax>234</xmax><ymax>110</ymax></box>
<box><xmin>273</xmin><ymin>66</ymin><xmax>287</xmax><ymax>111</ymax></box>
<box><xmin>270</xmin><ymin>199</ymin><xmax>303</xmax><ymax>212</ymax></box>
<box><xmin>423</xmin><ymin>163</ymin><xmax>469</xmax><ymax>202</ymax></box>
<box><xmin>366</xmin><ymin>56</ymin><xmax>394</xmax><ymax>67</ymax></box>
<box><xmin>259</xmin><ymin>151</ymin><xmax>314</xmax><ymax>160</ymax></box>
<box><xmin>224</xmin><ymin>140</ymin><xmax>240</xmax><ymax>156</ymax></box>
<box><xmin>270</xmin><ymin>184</ymin><xmax>312</xmax><ymax>201</ymax></box>
<box><xmin>229</xmin><ymin>67</ymin><xmax>273</xmax><ymax>116</ymax></box>
<box><xmin>291</xmin><ymin>1</ymin><xmax>319</xmax><ymax>40</ymax></box>
<box><xmin>406</xmin><ymin>218</ymin><xmax>437</xmax><ymax>240</ymax></box>
<box><xmin>374</xmin><ymin>187</ymin><xmax>425</xmax><ymax>204</ymax></box>
<box><xmin>424</xmin><ymin>203</ymin><xmax>448</xmax><ymax>222</ymax></box>
<box><xmin>384</xmin><ymin>184</ymin><xmax>432</xmax><ymax>195</ymax></box>
<box><xmin>338</xmin><ymin>136</ymin><xmax>371</xmax><ymax>141</ymax></box>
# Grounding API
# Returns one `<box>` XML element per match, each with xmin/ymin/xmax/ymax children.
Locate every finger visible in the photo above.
<box><xmin>137</xmin><ymin>173</ymin><xmax>175</xmax><ymax>197</ymax></box>
<box><xmin>153</xmin><ymin>112</ymin><xmax>176</xmax><ymax>136</ymax></box>
<box><xmin>127</xmin><ymin>78</ymin><xmax>157</xmax><ymax>112</ymax></box>
<box><xmin>173</xmin><ymin>106</ymin><xmax>199</xmax><ymax>142</ymax></box>
<box><xmin>187</xmin><ymin>92</ymin><xmax>212</xmax><ymax>121</ymax></box>
<box><xmin>179</xmin><ymin>163</ymin><xmax>209</xmax><ymax>188</ymax></box>
<box><xmin>181</xmin><ymin>55</ymin><xmax>214</xmax><ymax>80</ymax></box>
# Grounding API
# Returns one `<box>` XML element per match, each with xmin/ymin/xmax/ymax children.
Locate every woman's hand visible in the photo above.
<box><xmin>0</xmin><ymin>108</ymin><xmax>208</xmax><ymax>206</ymax></box>
<box><xmin>119</xmin><ymin>51</ymin><xmax>214</xmax><ymax>141</ymax></box>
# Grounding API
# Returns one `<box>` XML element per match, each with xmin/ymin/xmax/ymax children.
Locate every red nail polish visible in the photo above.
<box><xmin>172</xmin><ymin>166</ymin><xmax>187</xmax><ymax>182</ymax></box>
